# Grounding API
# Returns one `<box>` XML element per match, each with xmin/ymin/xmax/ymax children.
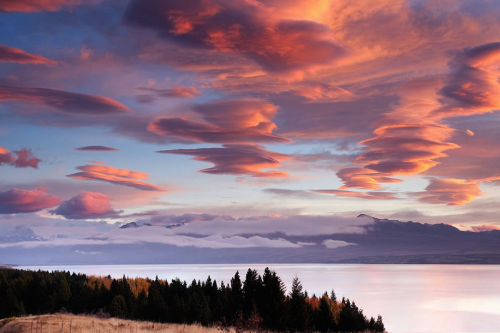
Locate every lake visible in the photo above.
<box><xmin>17</xmin><ymin>264</ymin><xmax>500</xmax><ymax>333</ymax></box>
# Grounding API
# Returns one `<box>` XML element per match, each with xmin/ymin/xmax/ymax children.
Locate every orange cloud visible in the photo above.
<box><xmin>148</xmin><ymin>98</ymin><xmax>291</xmax><ymax>144</ymax></box>
<box><xmin>0</xmin><ymin>188</ymin><xmax>61</xmax><ymax>214</ymax></box>
<box><xmin>0</xmin><ymin>146</ymin><xmax>41</xmax><ymax>169</ymax></box>
<box><xmin>469</xmin><ymin>224</ymin><xmax>500</xmax><ymax>232</ymax></box>
<box><xmin>336</xmin><ymin>79</ymin><xmax>460</xmax><ymax>190</ymax></box>
<box><xmin>312</xmin><ymin>189</ymin><xmax>398</xmax><ymax>200</ymax></box>
<box><xmin>438</xmin><ymin>42</ymin><xmax>500</xmax><ymax>117</ymax></box>
<box><xmin>124</xmin><ymin>0</ymin><xmax>348</xmax><ymax>77</ymax></box>
<box><xmin>67</xmin><ymin>165</ymin><xmax>164</xmax><ymax>191</ymax></box>
<box><xmin>358</xmin><ymin>124</ymin><xmax>460</xmax><ymax>175</ymax></box>
<box><xmin>0</xmin><ymin>146</ymin><xmax>16</xmax><ymax>165</ymax></box>
<box><xmin>291</xmin><ymin>83</ymin><xmax>354</xmax><ymax>102</ymax></box>
<box><xmin>336</xmin><ymin>167</ymin><xmax>402</xmax><ymax>190</ymax></box>
<box><xmin>51</xmin><ymin>191</ymin><xmax>122</xmax><ymax>219</ymax></box>
<box><xmin>415</xmin><ymin>178</ymin><xmax>483</xmax><ymax>206</ymax></box>
<box><xmin>158</xmin><ymin>144</ymin><xmax>289</xmax><ymax>178</ymax></box>
<box><xmin>0</xmin><ymin>85</ymin><xmax>129</xmax><ymax>115</ymax></box>
<box><xmin>0</xmin><ymin>44</ymin><xmax>57</xmax><ymax>65</ymax></box>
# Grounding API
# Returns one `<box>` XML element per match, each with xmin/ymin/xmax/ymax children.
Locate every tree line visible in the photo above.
<box><xmin>0</xmin><ymin>268</ymin><xmax>385</xmax><ymax>332</ymax></box>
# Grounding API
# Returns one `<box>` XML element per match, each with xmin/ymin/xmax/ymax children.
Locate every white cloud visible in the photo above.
<box><xmin>323</xmin><ymin>239</ymin><xmax>356</xmax><ymax>249</ymax></box>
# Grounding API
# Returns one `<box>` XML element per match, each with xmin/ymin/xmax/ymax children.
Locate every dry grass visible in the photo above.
<box><xmin>0</xmin><ymin>314</ymin><xmax>228</xmax><ymax>333</ymax></box>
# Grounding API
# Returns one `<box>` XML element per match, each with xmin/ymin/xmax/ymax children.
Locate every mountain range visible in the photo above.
<box><xmin>2</xmin><ymin>215</ymin><xmax>500</xmax><ymax>265</ymax></box>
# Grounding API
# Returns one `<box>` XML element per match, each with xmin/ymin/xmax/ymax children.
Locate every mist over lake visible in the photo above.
<box><xmin>17</xmin><ymin>264</ymin><xmax>500</xmax><ymax>333</ymax></box>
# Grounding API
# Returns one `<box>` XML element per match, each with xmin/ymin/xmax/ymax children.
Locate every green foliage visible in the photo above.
<box><xmin>0</xmin><ymin>268</ymin><xmax>385</xmax><ymax>332</ymax></box>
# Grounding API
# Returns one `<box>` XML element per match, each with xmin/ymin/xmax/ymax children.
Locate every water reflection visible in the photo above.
<box><xmin>17</xmin><ymin>264</ymin><xmax>500</xmax><ymax>333</ymax></box>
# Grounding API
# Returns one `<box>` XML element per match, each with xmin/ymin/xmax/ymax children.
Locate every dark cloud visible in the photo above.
<box><xmin>438</xmin><ymin>42</ymin><xmax>500</xmax><ymax>116</ymax></box>
<box><xmin>124</xmin><ymin>0</ymin><xmax>347</xmax><ymax>75</ymax></box>
<box><xmin>74</xmin><ymin>146</ymin><xmax>120</xmax><ymax>151</ymax></box>
<box><xmin>0</xmin><ymin>85</ymin><xmax>129</xmax><ymax>115</ymax></box>
<box><xmin>263</xmin><ymin>188</ymin><xmax>324</xmax><ymax>200</ymax></box>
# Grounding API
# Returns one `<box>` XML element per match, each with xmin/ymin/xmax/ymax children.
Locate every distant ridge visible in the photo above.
<box><xmin>3</xmin><ymin>214</ymin><xmax>500</xmax><ymax>265</ymax></box>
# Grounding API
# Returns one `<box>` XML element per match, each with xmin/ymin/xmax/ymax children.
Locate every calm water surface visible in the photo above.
<box><xmin>17</xmin><ymin>264</ymin><xmax>500</xmax><ymax>333</ymax></box>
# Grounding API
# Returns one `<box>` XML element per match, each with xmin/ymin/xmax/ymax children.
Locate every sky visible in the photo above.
<box><xmin>1</xmin><ymin>0</ymin><xmax>500</xmax><ymax>250</ymax></box>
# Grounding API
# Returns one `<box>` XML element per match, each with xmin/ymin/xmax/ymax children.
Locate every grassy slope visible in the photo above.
<box><xmin>0</xmin><ymin>314</ymin><xmax>225</xmax><ymax>333</ymax></box>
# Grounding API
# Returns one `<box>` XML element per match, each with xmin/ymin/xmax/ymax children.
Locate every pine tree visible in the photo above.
<box><xmin>317</xmin><ymin>293</ymin><xmax>335</xmax><ymax>332</ymax></box>
<box><xmin>108</xmin><ymin>295</ymin><xmax>128</xmax><ymax>318</ymax></box>
<box><xmin>289</xmin><ymin>276</ymin><xmax>309</xmax><ymax>332</ymax></box>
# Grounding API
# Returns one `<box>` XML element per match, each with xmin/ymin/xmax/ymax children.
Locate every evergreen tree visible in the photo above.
<box><xmin>108</xmin><ymin>295</ymin><xmax>128</xmax><ymax>318</ymax></box>
<box><xmin>0</xmin><ymin>268</ymin><xmax>385</xmax><ymax>332</ymax></box>
<box><xmin>242</xmin><ymin>269</ymin><xmax>260</xmax><ymax>317</ymax></box>
<box><xmin>317</xmin><ymin>293</ymin><xmax>335</xmax><ymax>332</ymax></box>
<box><xmin>147</xmin><ymin>282</ymin><xmax>168</xmax><ymax>322</ymax></box>
<box><xmin>229</xmin><ymin>271</ymin><xmax>243</xmax><ymax>321</ymax></box>
<box><xmin>289</xmin><ymin>277</ymin><xmax>309</xmax><ymax>332</ymax></box>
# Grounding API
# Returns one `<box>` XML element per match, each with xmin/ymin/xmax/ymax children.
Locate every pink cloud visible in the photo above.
<box><xmin>67</xmin><ymin>165</ymin><xmax>164</xmax><ymax>191</ymax></box>
<box><xmin>0</xmin><ymin>146</ymin><xmax>41</xmax><ymax>169</ymax></box>
<box><xmin>158</xmin><ymin>144</ymin><xmax>289</xmax><ymax>178</ymax></box>
<box><xmin>291</xmin><ymin>83</ymin><xmax>354</xmax><ymax>102</ymax></box>
<box><xmin>51</xmin><ymin>191</ymin><xmax>122</xmax><ymax>219</ymax></box>
<box><xmin>0</xmin><ymin>188</ymin><xmax>61</xmax><ymax>214</ymax></box>
<box><xmin>148</xmin><ymin>98</ymin><xmax>291</xmax><ymax>144</ymax></box>
<box><xmin>0</xmin><ymin>44</ymin><xmax>57</xmax><ymax>65</ymax></box>
<box><xmin>0</xmin><ymin>85</ymin><xmax>129</xmax><ymax>115</ymax></box>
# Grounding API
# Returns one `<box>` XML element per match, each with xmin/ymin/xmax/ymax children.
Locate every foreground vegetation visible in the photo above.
<box><xmin>0</xmin><ymin>268</ymin><xmax>385</xmax><ymax>332</ymax></box>
<box><xmin>0</xmin><ymin>314</ymin><xmax>221</xmax><ymax>333</ymax></box>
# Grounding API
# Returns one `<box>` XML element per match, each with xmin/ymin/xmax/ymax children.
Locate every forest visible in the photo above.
<box><xmin>0</xmin><ymin>268</ymin><xmax>385</xmax><ymax>332</ymax></box>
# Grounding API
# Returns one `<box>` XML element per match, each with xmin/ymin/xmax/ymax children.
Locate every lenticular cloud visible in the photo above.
<box><xmin>67</xmin><ymin>165</ymin><xmax>164</xmax><ymax>191</ymax></box>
